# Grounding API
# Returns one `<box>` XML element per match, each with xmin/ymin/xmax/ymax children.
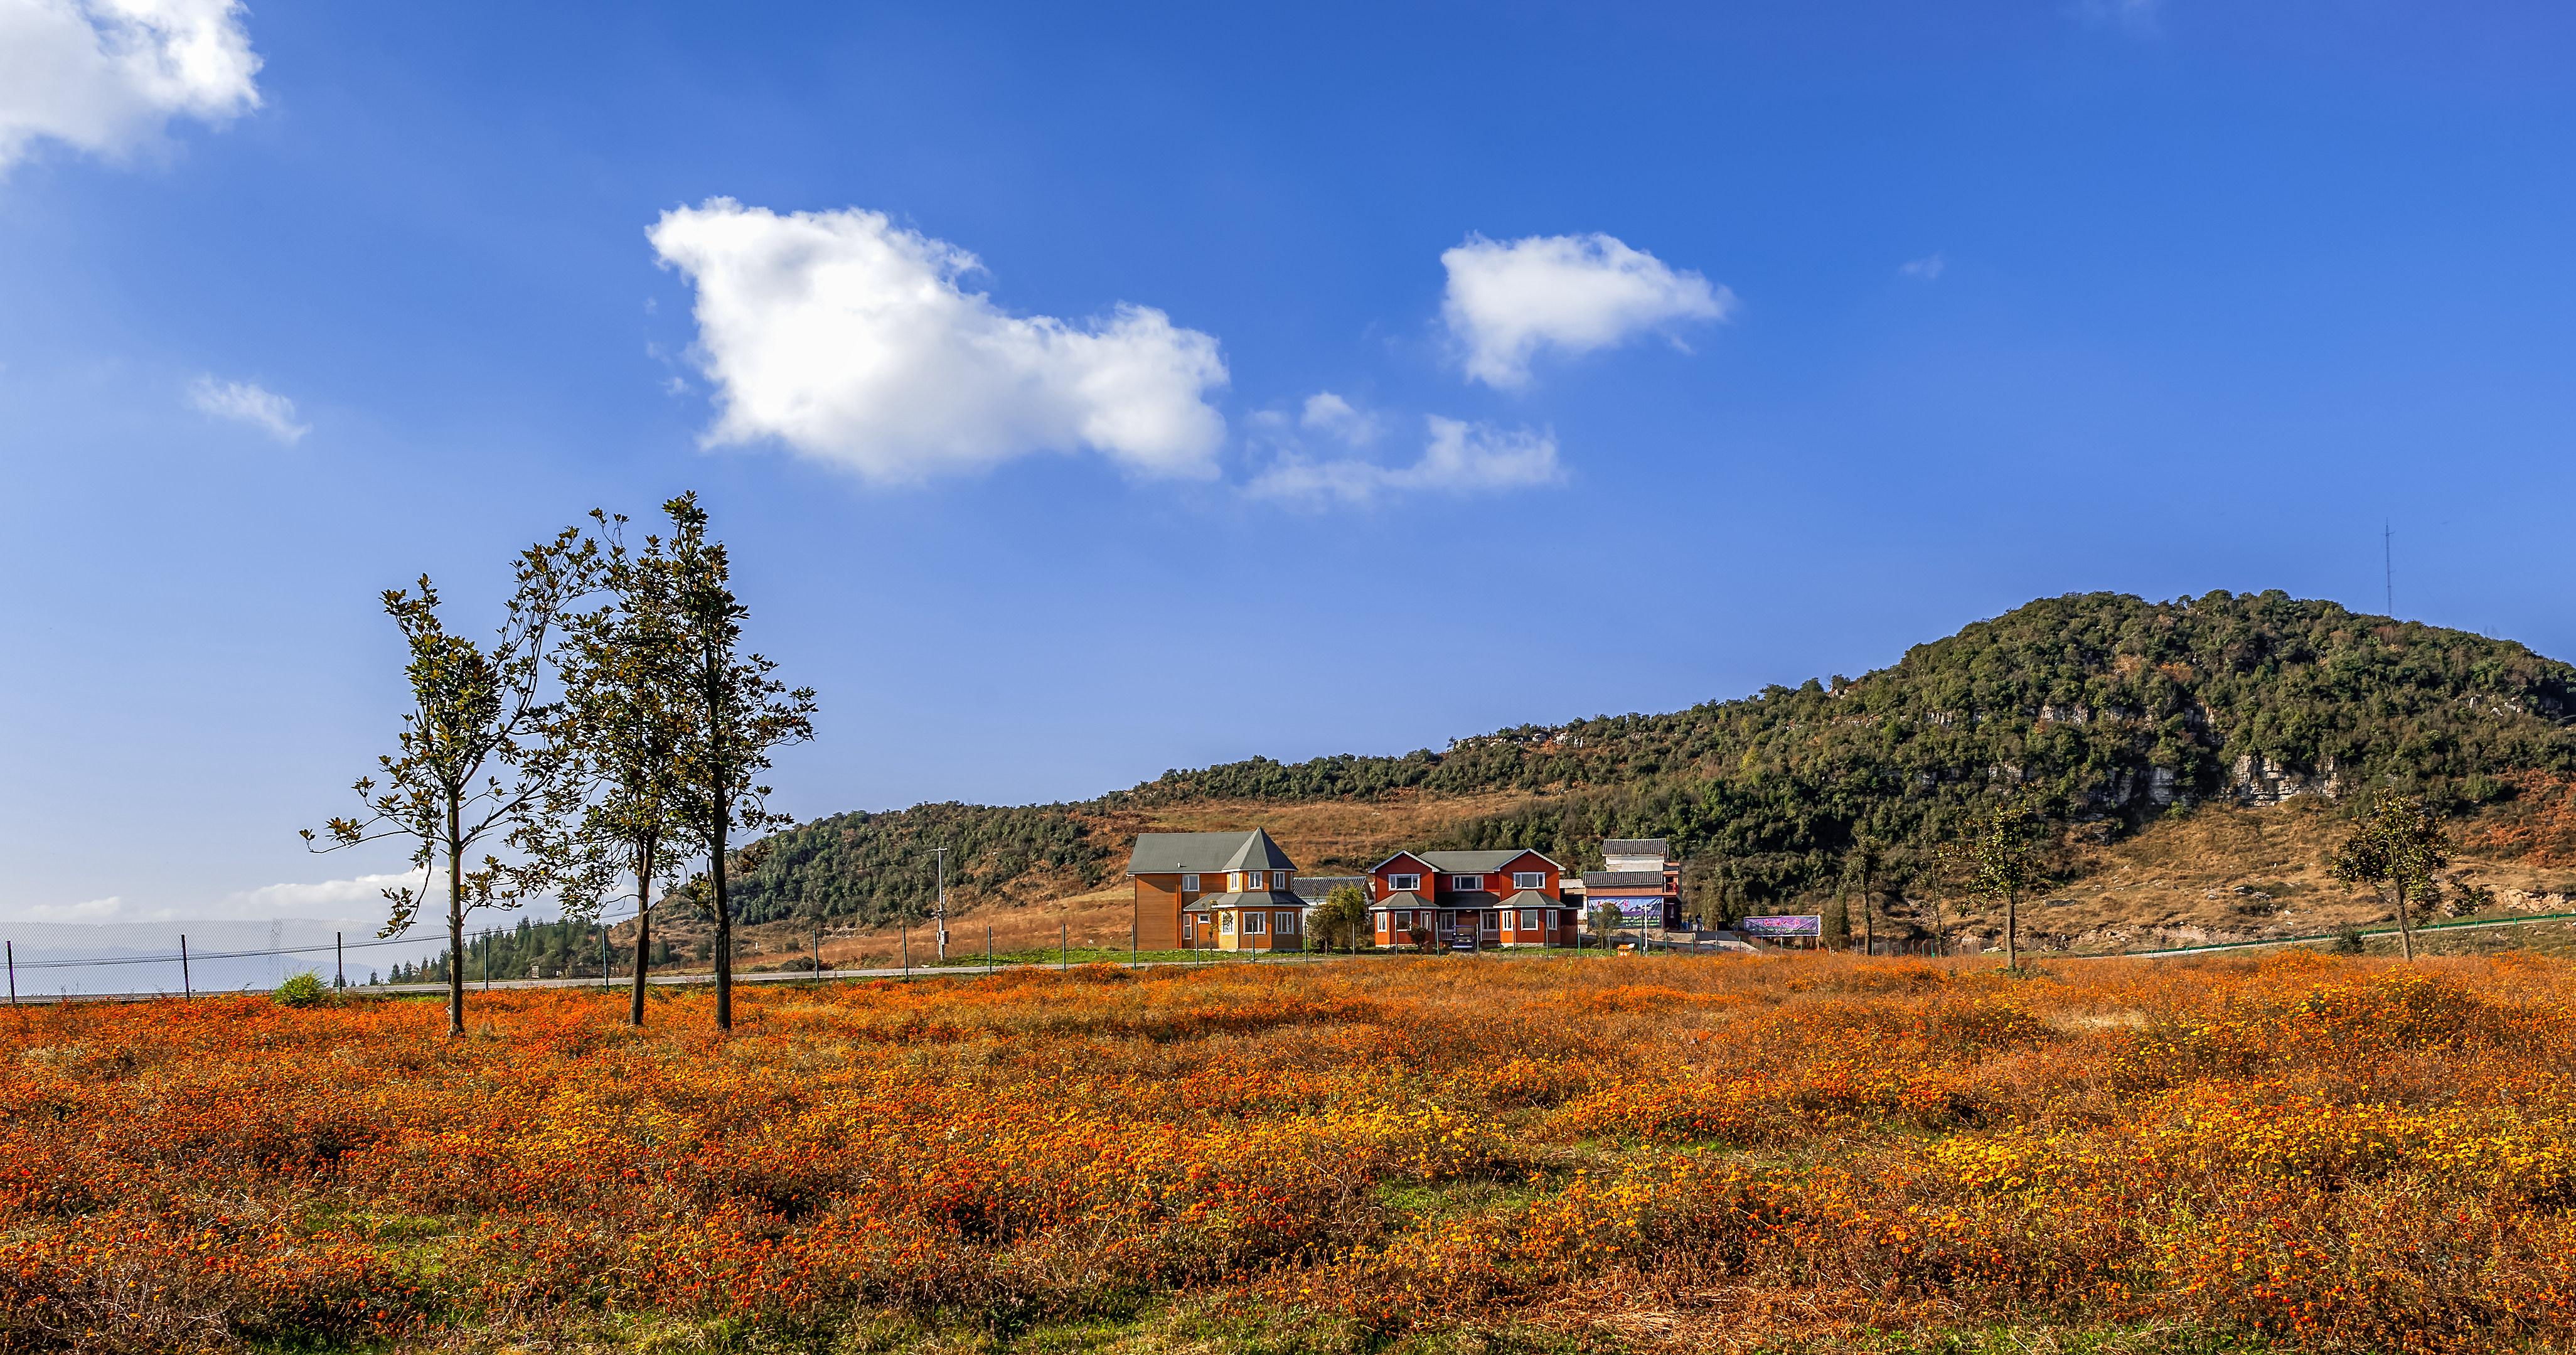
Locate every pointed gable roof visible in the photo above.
<box><xmin>1125</xmin><ymin>829</ymin><xmax>1296</xmax><ymax>876</ymax></box>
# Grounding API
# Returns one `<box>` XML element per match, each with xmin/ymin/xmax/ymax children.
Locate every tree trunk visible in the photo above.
<box><xmin>629</xmin><ymin>842</ymin><xmax>653</xmax><ymax>1026</ymax></box>
<box><xmin>2004</xmin><ymin>889</ymin><xmax>2018</xmax><ymax>971</ymax></box>
<box><xmin>445</xmin><ymin>800</ymin><xmax>466</xmax><ymax>1038</ymax></box>
<box><xmin>1860</xmin><ymin>867</ymin><xmax>1874</xmax><ymax>957</ymax></box>
<box><xmin>2394</xmin><ymin>879</ymin><xmax>2415</xmax><ymax>961</ymax></box>
<box><xmin>712</xmin><ymin>809</ymin><xmax>732</xmax><ymax>1031</ymax></box>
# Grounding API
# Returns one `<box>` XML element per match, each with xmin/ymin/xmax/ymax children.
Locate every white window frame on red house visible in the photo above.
<box><xmin>1182</xmin><ymin>873</ymin><xmax>1199</xmax><ymax>892</ymax></box>
<box><xmin>1450</xmin><ymin>876</ymin><xmax>1482</xmax><ymax>892</ymax></box>
<box><xmin>1387</xmin><ymin>873</ymin><xmax>1420</xmax><ymax>892</ymax></box>
<box><xmin>1513</xmin><ymin>871</ymin><xmax>1544</xmax><ymax>890</ymax></box>
<box><xmin>1243</xmin><ymin>912</ymin><xmax>1265</xmax><ymax>935</ymax></box>
<box><xmin>1275</xmin><ymin>911</ymin><xmax>1298</xmax><ymax>934</ymax></box>
<box><xmin>1519</xmin><ymin>909</ymin><xmax>1539</xmax><ymax>929</ymax></box>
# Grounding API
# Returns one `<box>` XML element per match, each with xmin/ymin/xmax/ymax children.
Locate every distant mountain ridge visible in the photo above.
<box><xmin>724</xmin><ymin>591</ymin><xmax>2576</xmax><ymax>927</ymax></box>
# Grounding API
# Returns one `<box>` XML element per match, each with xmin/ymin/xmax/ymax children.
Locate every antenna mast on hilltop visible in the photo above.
<box><xmin>2384</xmin><ymin>520</ymin><xmax>2394</xmax><ymax>617</ymax></box>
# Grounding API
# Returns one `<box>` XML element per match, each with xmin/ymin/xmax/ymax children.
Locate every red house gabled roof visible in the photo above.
<box><xmin>1367</xmin><ymin>850</ymin><xmax>1438</xmax><ymax>876</ymax></box>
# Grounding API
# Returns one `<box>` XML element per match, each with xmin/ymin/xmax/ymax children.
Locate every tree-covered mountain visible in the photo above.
<box><xmin>722</xmin><ymin>591</ymin><xmax>2576</xmax><ymax>927</ymax></box>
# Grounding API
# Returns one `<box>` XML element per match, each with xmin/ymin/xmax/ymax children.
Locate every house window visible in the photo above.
<box><xmin>1388</xmin><ymin>873</ymin><xmax>1420</xmax><ymax>892</ymax></box>
<box><xmin>1182</xmin><ymin>874</ymin><xmax>1199</xmax><ymax>892</ymax></box>
<box><xmin>1514</xmin><ymin>871</ymin><xmax>1544</xmax><ymax>890</ymax></box>
<box><xmin>1275</xmin><ymin>911</ymin><xmax>1298</xmax><ymax>934</ymax></box>
<box><xmin>1520</xmin><ymin>909</ymin><xmax>1539</xmax><ymax>929</ymax></box>
<box><xmin>1481</xmin><ymin>911</ymin><xmax>1498</xmax><ymax>930</ymax></box>
<box><xmin>1268</xmin><ymin>871</ymin><xmax>1285</xmax><ymax>890</ymax></box>
<box><xmin>1450</xmin><ymin>876</ymin><xmax>1482</xmax><ymax>892</ymax></box>
<box><xmin>1243</xmin><ymin>912</ymin><xmax>1265</xmax><ymax>935</ymax></box>
<box><xmin>1219</xmin><ymin>912</ymin><xmax>1234</xmax><ymax>933</ymax></box>
<box><xmin>1376</xmin><ymin>914</ymin><xmax>1389</xmax><ymax>933</ymax></box>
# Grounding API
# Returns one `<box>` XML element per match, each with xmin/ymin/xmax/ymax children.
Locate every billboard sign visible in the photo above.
<box><xmin>1738</xmin><ymin>914</ymin><xmax>1822</xmax><ymax>938</ymax></box>
<box><xmin>1594</xmin><ymin>896</ymin><xmax>1666</xmax><ymax>923</ymax></box>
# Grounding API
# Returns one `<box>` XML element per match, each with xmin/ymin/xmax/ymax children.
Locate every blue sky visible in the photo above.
<box><xmin>2</xmin><ymin>1</ymin><xmax>2572</xmax><ymax>926</ymax></box>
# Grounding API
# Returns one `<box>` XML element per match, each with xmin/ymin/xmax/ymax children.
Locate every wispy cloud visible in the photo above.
<box><xmin>1899</xmin><ymin>252</ymin><xmax>1947</xmax><ymax>281</ymax></box>
<box><xmin>0</xmin><ymin>0</ymin><xmax>264</xmax><ymax>174</ymax></box>
<box><xmin>1249</xmin><ymin>414</ymin><xmax>1562</xmax><ymax>506</ymax></box>
<box><xmin>3</xmin><ymin>872</ymin><xmax>442</xmax><ymax>926</ymax></box>
<box><xmin>1441</xmin><ymin>232</ymin><xmax>1731</xmax><ymax>389</ymax></box>
<box><xmin>187</xmin><ymin>375</ymin><xmax>308</xmax><ymax>444</ymax></box>
<box><xmin>2073</xmin><ymin>0</ymin><xmax>2161</xmax><ymax>34</ymax></box>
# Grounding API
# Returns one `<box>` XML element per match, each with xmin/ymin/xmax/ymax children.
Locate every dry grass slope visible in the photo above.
<box><xmin>11</xmin><ymin>952</ymin><xmax>2576</xmax><ymax>1352</ymax></box>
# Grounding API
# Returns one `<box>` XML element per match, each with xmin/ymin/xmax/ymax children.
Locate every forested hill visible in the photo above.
<box><xmin>725</xmin><ymin>591</ymin><xmax>2576</xmax><ymax>927</ymax></box>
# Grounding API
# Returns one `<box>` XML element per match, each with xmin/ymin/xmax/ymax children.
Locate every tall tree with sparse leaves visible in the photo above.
<box><xmin>2333</xmin><ymin>786</ymin><xmax>2450</xmax><ymax>961</ymax></box>
<box><xmin>1847</xmin><ymin>837</ymin><xmax>1886</xmax><ymax>957</ymax></box>
<box><xmin>525</xmin><ymin>510</ymin><xmax>704</xmax><ymax>1026</ymax></box>
<box><xmin>1938</xmin><ymin>803</ymin><xmax>2044</xmax><ymax>970</ymax></box>
<box><xmin>662</xmin><ymin>493</ymin><xmax>817</xmax><ymax>1032</ymax></box>
<box><xmin>304</xmin><ymin>532</ymin><xmax>589</xmax><ymax>1036</ymax></box>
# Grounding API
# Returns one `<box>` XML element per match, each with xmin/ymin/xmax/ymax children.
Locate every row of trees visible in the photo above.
<box><xmin>304</xmin><ymin>494</ymin><xmax>816</xmax><ymax>1036</ymax></box>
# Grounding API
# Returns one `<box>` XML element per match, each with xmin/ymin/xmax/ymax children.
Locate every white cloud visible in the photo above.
<box><xmin>15</xmin><ymin>895</ymin><xmax>127</xmax><ymax>923</ymax></box>
<box><xmin>1440</xmin><ymin>232</ymin><xmax>1731</xmax><ymax>388</ymax></box>
<box><xmin>0</xmin><ymin>0</ymin><xmax>262</xmax><ymax>174</ymax></box>
<box><xmin>648</xmin><ymin>198</ymin><xmax>1230</xmax><ymax>483</ymax></box>
<box><xmin>186</xmin><ymin>374</ymin><xmax>307</xmax><ymax>443</ymax></box>
<box><xmin>1249</xmin><ymin>415</ymin><xmax>1561</xmax><ymax>506</ymax></box>
<box><xmin>1298</xmin><ymin>390</ymin><xmax>1381</xmax><ymax>446</ymax></box>
<box><xmin>1</xmin><ymin>873</ymin><xmax>432</xmax><ymax>925</ymax></box>
<box><xmin>1899</xmin><ymin>252</ymin><xmax>1947</xmax><ymax>281</ymax></box>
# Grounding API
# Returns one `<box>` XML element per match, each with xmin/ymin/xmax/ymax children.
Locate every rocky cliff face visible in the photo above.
<box><xmin>2227</xmin><ymin>753</ymin><xmax>2347</xmax><ymax>806</ymax></box>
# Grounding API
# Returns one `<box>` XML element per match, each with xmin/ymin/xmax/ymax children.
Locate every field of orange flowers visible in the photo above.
<box><xmin>8</xmin><ymin>951</ymin><xmax>2576</xmax><ymax>1354</ymax></box>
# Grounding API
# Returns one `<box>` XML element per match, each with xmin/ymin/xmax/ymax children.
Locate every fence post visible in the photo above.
<box><xmin>601</xmin><ymin>921</ymin><xmax>610</xmax><ymax>988</ymax></box>
<box><xmin>986</xmin><ymin>923</ymin><xmax>993</xmax><ymax>975</ymax></box>
<box><xmin>1061</xmin><ymin>920</ymin><xmax>1067</xmax><ymax>971</ymax></box>
<box><xmin>901</xmin><ymin>924</ymin><xmax>909</xmax><ymax>979</ymax></box>
<box><xmin>811</xmin><ymin>918</ymin><xmax>820</xmax><ymax>979</ymax></box>
<box><xmin>180</xmin><ymin>934</ymin><xmax>191</xmax><ymax>1000</ymax></box>
<box><xmin>6</xmin><ymin>940</ymin><xmax>14</xmax><ymax>1005</ymax></box>
<box><xmin>335</xmin><ymin>932</ymin><xmax>345</xmax><ymax>989</ymax></box>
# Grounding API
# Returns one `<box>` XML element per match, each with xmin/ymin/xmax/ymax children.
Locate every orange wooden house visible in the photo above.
<box><xmin>1126</xmin><ymin>829</ymin><xmax>1306</xmax><ymax>952</ymax></box>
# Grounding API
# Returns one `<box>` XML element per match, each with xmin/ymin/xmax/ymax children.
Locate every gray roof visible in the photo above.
<box><xmin>1602</xmin><ymin>838</ymin><xmax>1669</xmax><ymax>857</ymax></box>
<box><xmin>1583</xmin><ymin>869</ymin><xmax>1669</xmax><ymax>889</ymax></box>
<box><xmin>1371</xmin><ymin>890</ymin><xmax>1427</xmax><ymax>909</ymax></box>
<box><xmin>1126</xmin><ymin>829</ymin><xmax>1296</xmax><ymax>876</ymax></box>
<box><xmin>1415</xmin><ymin>849</ymin><xmax>1564</xmax><ymax>874</ymax></box>
<box><xmin>1290</xmin><ymin>875</ymin><xmax>1368</xmax><ymax>902</ymax></box>
<box><xmin>1502</xmin><ymin>889</ymin><xmax>1559</xmax><ymax>908</ymax></box>
<box><xmin>1183</xmin><ymin>889</ymin><xmax>1306</xmax><ymax>911</ymax></box>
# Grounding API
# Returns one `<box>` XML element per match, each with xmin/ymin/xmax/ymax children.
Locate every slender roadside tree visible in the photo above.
<box><xmin>304</xmin><ymin>531</ymin><xmax>589</xmax><ymax>1036</ymax></box>
<box><xmin>662</xmin><ymin>493</ymin><xmax>817</xmax><ymax>1032</ymax></box>
<box><xmin>1938</xmin><ymin>804</ymin><xmax>2043</xmax><ymax>970</ymax></box>
<box><xmin>2333</xmin><ymin>786</ymin><xmax>2450</xmax><ymax>961</ymax></box>
<box><xmin>1847</xmin><ymin>837</ymin><xmax>1885</xmax><ymax>957</ymax></box>
<box><xmin>525</xmin><ymin>511</ymin><xmax>703</xmax><ymax>1026</ymax></box>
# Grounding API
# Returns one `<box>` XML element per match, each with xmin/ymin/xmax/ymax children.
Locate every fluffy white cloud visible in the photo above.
<box><xmin>648</xmin><ymin>198</ymin><xmax>1231</xmax><ymax>483</ymax></box>
<box><xmin>1899</xmin><ymin>252</ymin><xmax>1947</xmax><ymax>281</ymax></box>
<box><xmin>13</xmin><ymin>895</ymin><xmax>127</xmax><ymax>923</ymax></box>
<box><xmin>1249</xmin><ymin>415</ymin><xmax>1561</xmax><ymax>506</ymax></box>
<box><xmin>186</xmin><ymin>374</ymin><xmax>307</xmax><ymax>443</ymax></box>
<box><xmin>0</xmin><ymin>0</ymin><xmax>262</xmax><ymax>173</ymax></box>
<box><xmin>1440</xmin><ymin>232</ymin><xmax>1730</xmax><ymax>388</ymax></box>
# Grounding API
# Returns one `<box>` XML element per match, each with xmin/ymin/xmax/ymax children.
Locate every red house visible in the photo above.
<box><xmin>1364</xmin><ymin>849</ymin><xmax>1574</xmax><ymax>949</ymax></box>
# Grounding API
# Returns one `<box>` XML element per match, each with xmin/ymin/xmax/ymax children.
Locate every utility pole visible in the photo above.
<box><xmin>931</xmin><ymin>846</ymin><xmax>951</xmax><ymax>961</ymax></box>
